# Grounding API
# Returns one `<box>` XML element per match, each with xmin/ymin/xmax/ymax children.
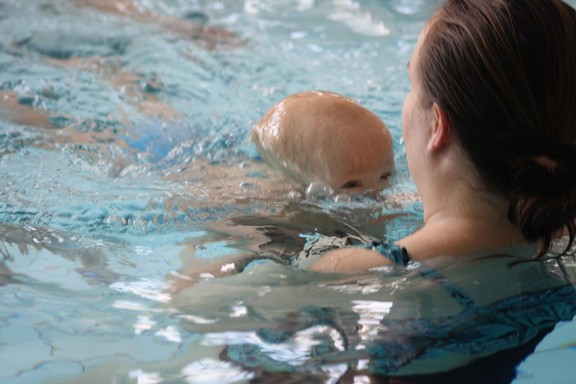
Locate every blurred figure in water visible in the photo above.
<box><xmin>75</xmin><ymin>0</ymin><xmax>243</xmax><ymax>49</ymax></box>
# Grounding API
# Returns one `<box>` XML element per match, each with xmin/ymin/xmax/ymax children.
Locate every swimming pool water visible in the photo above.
<box><xmin>1</xmin><ymin>1</ymin><xmax>575</xmax><ymax>383</ymax></box>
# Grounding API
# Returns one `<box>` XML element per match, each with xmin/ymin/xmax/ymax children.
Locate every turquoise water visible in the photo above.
<box><xmin>1</xmin><ymin>1</ymin><xmax>575</xmax><ymax>383</ymax></box>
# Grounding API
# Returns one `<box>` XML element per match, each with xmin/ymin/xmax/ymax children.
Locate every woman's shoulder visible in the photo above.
<box><xmin>397</xmin><ymin>217</ymin><xmax>532</xmax><ymax>261</ymax></box>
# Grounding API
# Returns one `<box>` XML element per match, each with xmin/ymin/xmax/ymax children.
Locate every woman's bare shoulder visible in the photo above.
<box><xmin>397</xmin><ymin>218</ymin><xmax>530</xmax><ymax>260</ymax></box>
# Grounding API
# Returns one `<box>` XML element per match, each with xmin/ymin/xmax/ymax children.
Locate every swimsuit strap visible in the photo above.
<box><xmin>367</xmin><ymin>240</ymin><xmax>475</xmax><ymax>310</ymax></box>
<box><xmin>418</xmin><ymin>264</ymin><xmax>475</xmax><ymax>310</ymax></box>
<box><xmin>362</xmin><ymin>241</ymin><xmax>411</xmax><ymax>266</ymax></box>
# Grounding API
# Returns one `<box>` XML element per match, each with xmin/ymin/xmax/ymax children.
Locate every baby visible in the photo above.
<box><xmin>251</xmin><ymin>91</ymin><xmax>394</xmax><ymax>194</ymax></box>
<box><xmin>165</xmin><ymin>92</ymin><xmax>397</xmax><ymax>294</ymax></box>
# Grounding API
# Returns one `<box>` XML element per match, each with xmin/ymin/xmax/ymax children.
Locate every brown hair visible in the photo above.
<box><xmin>418</xmin><ymin>0</ymin><xmax>576</xmax><ymax>256</ymax></box>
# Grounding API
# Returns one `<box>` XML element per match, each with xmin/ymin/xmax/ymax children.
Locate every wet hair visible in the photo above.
<box><xmin>417</xmin><ymin>0</ymin><xmax>576</xmax><ymax>256</ymax></box>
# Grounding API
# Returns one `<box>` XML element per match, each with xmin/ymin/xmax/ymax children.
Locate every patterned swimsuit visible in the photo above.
<box><xmin>224</xmin><ymin>237</ymin><xmax>576</xmax><ymax>375</ymax></box>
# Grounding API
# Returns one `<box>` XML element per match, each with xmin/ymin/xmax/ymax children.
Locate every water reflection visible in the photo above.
<box><xmin>0</xmin><ymin>222</ymin><xmax>120</xmax><ymax>288</ymax></box>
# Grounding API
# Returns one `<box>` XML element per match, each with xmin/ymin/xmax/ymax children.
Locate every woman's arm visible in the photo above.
<box><xmin>309</xmin><ymin>247</ymin><xmax>393</xmax><ymax>273</ymax></box>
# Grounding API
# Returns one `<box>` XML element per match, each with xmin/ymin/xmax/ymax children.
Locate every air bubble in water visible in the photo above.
<box><xmin>334</xmin><ymin>193</ymin><xmax>352</xmax><ymax>204</ymax></box>
<box><xmin>305</xmin><ymin>181</ymin><xmax>334</xmax><ymax>200</ymax></box>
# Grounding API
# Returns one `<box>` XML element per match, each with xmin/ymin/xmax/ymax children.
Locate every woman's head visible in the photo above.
<box><xmin>413</xmin><ymin>0</ymin><xmax>576</xmax><ymax>254</ymax></box>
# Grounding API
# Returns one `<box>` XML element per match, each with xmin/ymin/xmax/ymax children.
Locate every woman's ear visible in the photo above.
<box><xmin>427</xmin><ymin>102</ymin><xmax>451</xmax><ymax>152</ymax></box>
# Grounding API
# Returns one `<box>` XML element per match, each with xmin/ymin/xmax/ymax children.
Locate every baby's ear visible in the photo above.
<box><xmin>427</xmin><ymin>102</ymin><xmax>451</xmax><ymax>152</ymax></box>
<box><xmin>250</xmin><ymin>124</ymin><xmax>264</xmax><ymax>144</ymax></box>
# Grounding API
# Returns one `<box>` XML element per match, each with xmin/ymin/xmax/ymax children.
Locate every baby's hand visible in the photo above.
<box><xmin>165</xmin><ymin>237</ymin><xmax>256</xmax><ymax>295</ymax></box>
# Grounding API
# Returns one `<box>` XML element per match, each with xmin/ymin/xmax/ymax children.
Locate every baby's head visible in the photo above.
<box><xmin>252</xmin><ymin>91</ymin><xmax>394</xmax><ymax>192</ymax></box>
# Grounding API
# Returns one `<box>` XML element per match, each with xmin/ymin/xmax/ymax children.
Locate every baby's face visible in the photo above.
<box><xmin>318</xmin><ymin>132</ymin><xmax>395</xmax><ymax>193</ymax></box>
<box><xmin>326</xmin><ymin>155</ymin><xmax>395</xmax><ymax>192</ymax></box>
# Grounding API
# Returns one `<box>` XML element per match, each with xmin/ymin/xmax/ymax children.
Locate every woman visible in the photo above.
<box><xmin>311</xmin><ymin>0</ymin><xmax>576</xmax><ymax>272</ymax></box>
<box><xmin>170</xmin><ymin>1</ymin><xmax>576</xmax><ymax>380</ymax></box>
